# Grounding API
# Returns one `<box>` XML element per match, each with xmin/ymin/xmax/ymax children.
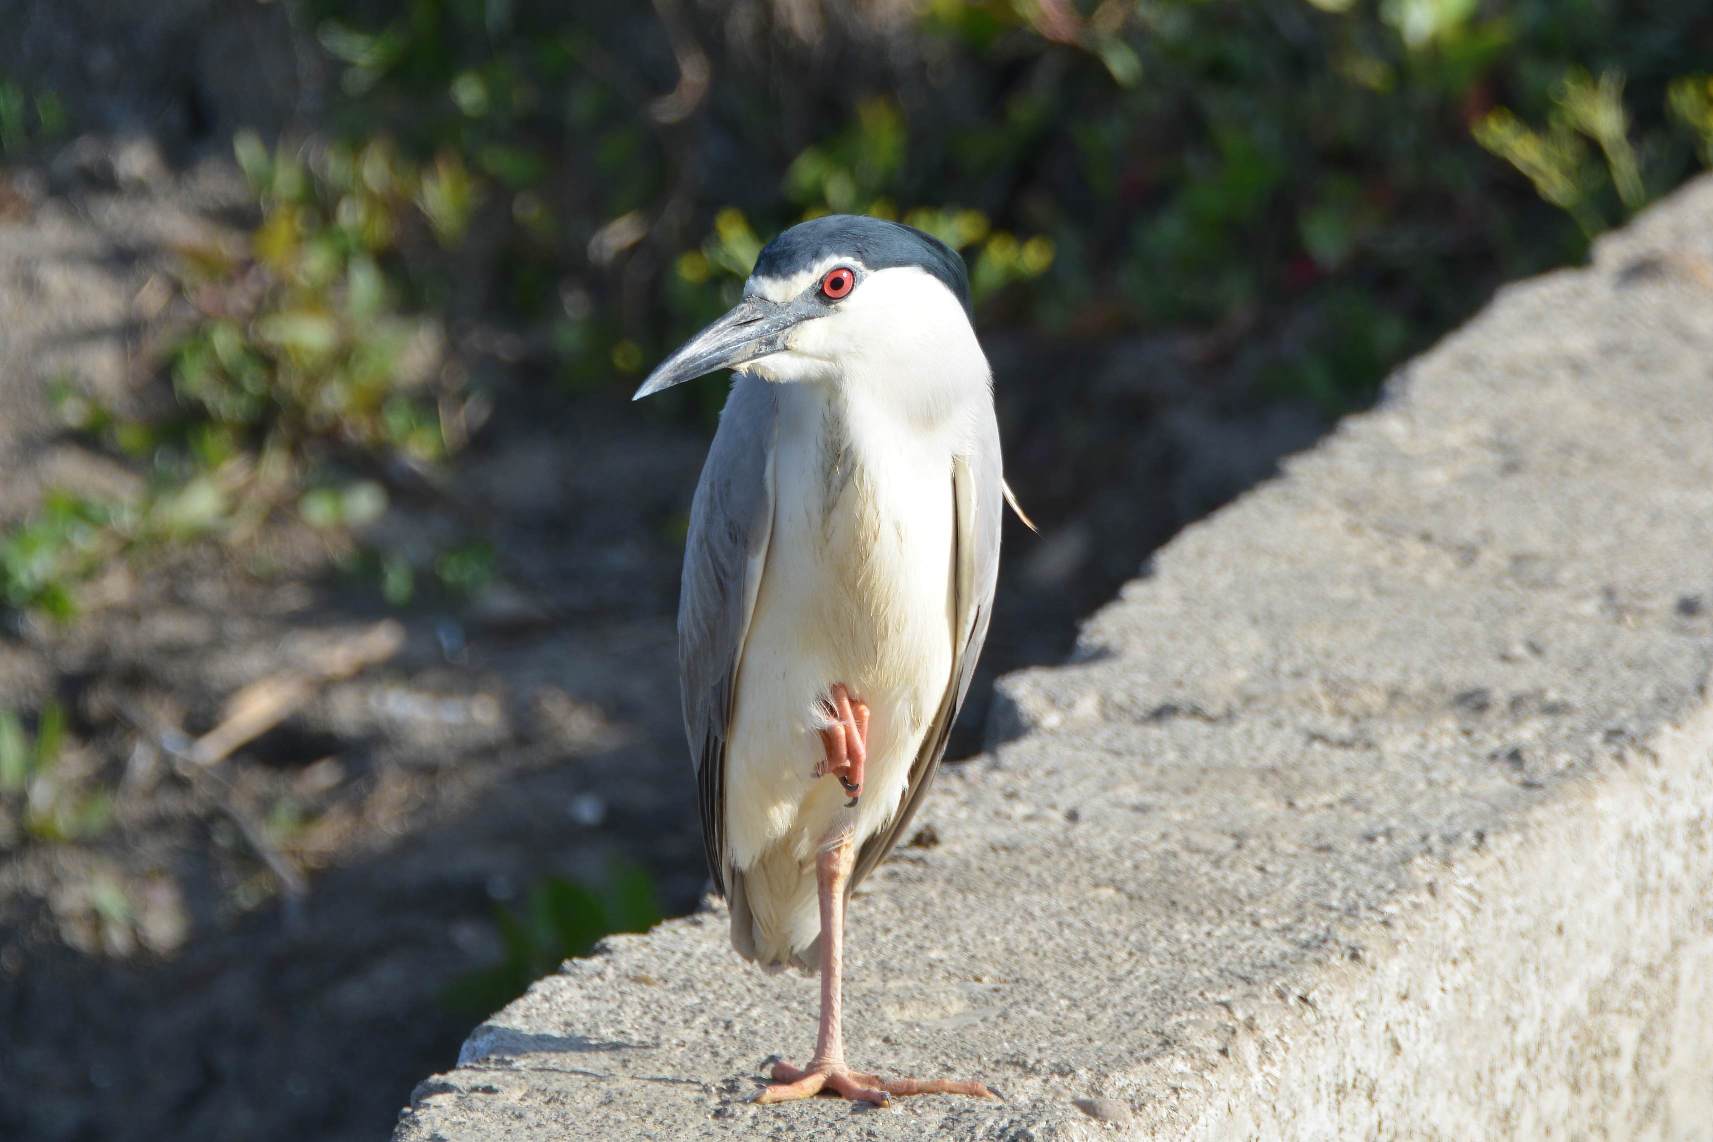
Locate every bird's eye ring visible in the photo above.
<box><xmin>820</xmin><ymin>266</ymin><xmax>856</xmax><ymax>300</ymax></box>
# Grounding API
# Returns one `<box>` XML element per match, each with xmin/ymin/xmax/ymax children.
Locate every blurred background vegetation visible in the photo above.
<box><xmin>4</xmin><ymin>0</ymin><xmax>1711</xmax><ymax>624</ymax></box>
<box><xmin>0</xmin><ymin>1</ymin><xmax>1710</xmax><ymax>1139</ymax></box>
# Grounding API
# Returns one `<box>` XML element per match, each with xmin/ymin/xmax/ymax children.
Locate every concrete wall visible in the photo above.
<box><xmin>393</xmin><ymin>174</ymin><xmax>1713</xmax><ymax>1140</ymax></box>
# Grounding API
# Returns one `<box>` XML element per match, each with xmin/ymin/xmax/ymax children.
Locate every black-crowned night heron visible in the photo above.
<box><xmin>634</xmin><ymin>215</ymin><xmax>1008</xmax><ymax>1105</ymax></box>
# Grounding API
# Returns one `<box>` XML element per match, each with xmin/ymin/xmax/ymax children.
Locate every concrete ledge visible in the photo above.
<box><xmin>394</xmin><ymin>176</ymin><xmax>1713</xmax><ymax>1140</ymax></box>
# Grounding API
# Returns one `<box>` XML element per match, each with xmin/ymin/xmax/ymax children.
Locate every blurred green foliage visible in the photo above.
<box><xmin>0</xmin><ymin>76</ymin><xmax>67</xmax><ymax>156</ymax></box>
<box><xmin>0</xmin><ymin>490</ymin><xmax>119</xmax><ymax>621</ymax></box>
<box><xmin>0</xmin><ymin>703</ymin><xmax>113</xmax><ymax>844</ymax></box>
<box><xmin>201</xmin><ymin>0</ymin><xmax>1713</xmax><ymax>385</ymax></box>
<box><xmin>1475</xmin><ymin>69</ymin><xmax>1651</xmax><ymax>237</ymax></box>
<box><xmin>180</xmin><ymin>132</ymin><xmax>475</xmax><ymax>465</ymax></box>
<box><xmin>2</xmin><ymin>0</ymin><xmax>1710</xmax><ymax>623</ymax></box>
<box><xmin>1667</xmin><ymin>74</ymin><xmax>1713</xmax><ymax>167</ymax></box>
<box><xmin>5</xmin><ymin>133</ymin><xmax>493</xmax><ymax>623</ymax></box>
<box><xmin>443</xmin><ymin>863</ymin><xmax>662</xmax><ymax>1016</ymax></box>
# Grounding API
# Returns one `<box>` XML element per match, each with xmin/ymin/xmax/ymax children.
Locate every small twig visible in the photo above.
<box><xmin>112</xmin><ymin>700</ymin><xmax>309</xmax><ymax>920</ymax></box>
<box><xmin>108</xmin><ymin>619</ymin><xmax>406</xmax><ymax>920</ymax></box>
<box><xmin>204</xmin><ymin>767</ymin><xmax>311</xmax><ymax>909</ymax></box>
<box><xmin>189</xmin><ymin>620</ymin><xmax>405</xmax><ymax>767</ymax></box>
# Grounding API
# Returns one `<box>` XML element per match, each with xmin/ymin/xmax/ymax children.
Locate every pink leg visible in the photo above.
<box><xmin>816</xmin><ymin>684</ymin><xmax>869</xmax><ymax>804</ymax></box>
<box><xmin>755</xmin><ymin>831</ymin><xmax>996</xmax><ymax>1107</ymax></box>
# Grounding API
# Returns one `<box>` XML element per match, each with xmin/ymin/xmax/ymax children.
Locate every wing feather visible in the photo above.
<box><xmin>850</xmin><ymin>410</ymin><xmax>1004</xmax><ymax>891</ymax></box>
<box><xmin>677</xmin><ymin>376</ymin><xmax>779</xmax><ymax>897</ymax></box>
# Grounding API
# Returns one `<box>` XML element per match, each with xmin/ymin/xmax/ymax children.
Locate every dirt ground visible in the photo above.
<box><xmin>0</xmin><ymin>145</ymin><xmax>1330</xmax><ymax>1141</ymax></box>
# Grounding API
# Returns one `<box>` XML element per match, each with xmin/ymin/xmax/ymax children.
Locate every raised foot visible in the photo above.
<box><xmin>755</xmin><ymin>1059</ymin><xmax>996</xmax><ymax>1107</ymax></box>
<box><xmin>815</xmin><ymin>683</ymin><xmax>870</xmax><ymax>804</ymax></box>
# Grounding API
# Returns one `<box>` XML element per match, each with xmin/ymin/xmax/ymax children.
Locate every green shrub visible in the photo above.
<box><xmin>6</xmin><ymin>0</ymin><xmax>1711</xmax><ymax>618</ymax></box>
<box><xmin>442</xmin><ymin>864</ymin><xmax>662</xmax><ymax>1015</ymax></box>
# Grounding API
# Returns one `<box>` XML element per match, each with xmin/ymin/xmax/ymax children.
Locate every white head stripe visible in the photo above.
<box><xmin>747</xmin><ymin>257</ymin><xmax>870</xmax><ymax>304</ymax></box>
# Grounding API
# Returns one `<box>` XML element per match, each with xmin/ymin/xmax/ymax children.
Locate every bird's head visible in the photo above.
<box><xmin>633</xmin><ymin>215</ymin><xmax>987</xmax><ymax>410</ymax></box>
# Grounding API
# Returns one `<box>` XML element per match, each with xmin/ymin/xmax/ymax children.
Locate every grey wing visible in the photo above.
<box><xmin>677</xmin><ymin>376</ymin><xmax>779</xmax><ymax>898</ymax></box>
<box><xmin>850</xmin><ymin>408</ymin><xmax>1004</xmax><ymax>892</ymax></box>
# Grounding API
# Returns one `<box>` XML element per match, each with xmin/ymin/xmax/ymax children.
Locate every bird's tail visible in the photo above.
<box><xmin>726</xmin><ymin>849</ymin><xmax>820</xmax><ymax>972</ymax></box>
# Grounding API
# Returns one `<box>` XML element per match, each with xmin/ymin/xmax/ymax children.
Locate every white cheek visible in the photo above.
<box><xmin>787</xmin><ymin>315</ymin><xmax>839</xmax><ymax>361</ymax></box>
<box><xmin>843</xmin><ymin>271</ymin><xmax>984</xmax><ymax>377</ymax></box>
<box><xmin>744</xmin><ymin>348</ymin><xmax>834</xmax><ymax>385</ymax></box>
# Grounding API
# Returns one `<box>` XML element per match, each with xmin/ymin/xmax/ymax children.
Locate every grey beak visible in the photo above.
<box><xmin>632</xmin><ymin>296</ymin><xmax>803</xmax><ymax>400</ymax></box>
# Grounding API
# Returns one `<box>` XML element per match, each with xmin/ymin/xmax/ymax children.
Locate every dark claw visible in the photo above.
<box><xmin>845</xmin><ymin>795</ymin><xmax>860</xmax><ymax>808</ymax></box>
<box><xmin>838</xmin><ymin>773</ymin><xmax>859</xmax><ymax>795</ymax></box>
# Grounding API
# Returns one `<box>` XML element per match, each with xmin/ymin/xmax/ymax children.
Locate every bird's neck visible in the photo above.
<box><xmin>829</xmin><ymin>345</ymin><xmax>992</xmax><ymax>445</ymax></box>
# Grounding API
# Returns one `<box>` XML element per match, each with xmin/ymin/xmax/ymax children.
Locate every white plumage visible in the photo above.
<box><xmin>725</xmin><ymin>375</ymin><xmax>959</xmax><ymax>962</ymax></box>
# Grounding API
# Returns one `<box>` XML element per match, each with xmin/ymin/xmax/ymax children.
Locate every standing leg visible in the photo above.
<box><xmin>755</xmin><ymin>829</ymin><xmax>996</xmax><ymax>1106</ymax></box>
<box><xmin>756</xmin><ymin>830</ymin><xmax>889</xmax><ymax>1104</ymax></box>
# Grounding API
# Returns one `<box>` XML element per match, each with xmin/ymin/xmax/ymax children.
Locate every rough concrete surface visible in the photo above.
<box><xmin>394</xmin><ymin>176</ymin><xmax>1713</xmax><ymax>1139</ymax></box>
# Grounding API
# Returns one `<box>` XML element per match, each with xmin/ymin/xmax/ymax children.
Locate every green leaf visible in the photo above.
<box><xmin>1381</xmin><ymin>0</ymin><xmax>1477</xmax><ymax>50</ymax></box>
<box><xmin>418</xmin><ymin>153</ymin><xmax>480</xmax><ymax>246</ymax></box>
<box><xmin>380</xmin><ymin>555</ymin><xmax>415</xmax><ymax>606</ymax></box>
<box><xmin>0</xmin><ymin>82</ymin><xmax>27</xmax><ymax>155</ymax></box>
<box><xmin>33</xmin><ymin>703</ymin><xmax>64</xmax><ymax>772</ymax></box>
<box><xmin>66</xmin><ymin>791</ymin><xmax>114</xmax><ymax>841</ymax></box>
<box><xmin>601</xmin><ymin>863</ymin><xmax>663</xmax><ymax>935</ymax></box>
<box><xmin>88</xmin><ymin>874</ymin><xmax>131</xmax><ymax>925</ymax></box>
<box><xmin>0</xmin><ymin>713</ymin><xmax>29</xmax><ymax>793</ymax></box>
<box><xmin>450</xmin><ymin>72</ymin><xmax>490</xmax><ymax>117</ymax></box>
<box><xmin>299</xmin><ymin>487</ymin><xmax>345</xmax><ymax>529</ymax></box>
<box><xmin>254</xmin><ymin>311</ymin><xmax>341</xmax><ymax>358</ymax></box>
<box><xmin>32</xmin><ymin>582</ymin><xmax>78</xmax><ymax>623</ymax></box>
<box><xmin>434</xmin><ymin>541</ymin><xmax>495</xmax><ymax>596</ymax></box>
<box><xmin>1668</xmin><ymin>76</ymin><xmax>1713</xmax><ymax>168</ymax></box>
<box><xmin>1093</xmin><ymin>35</ymin><xmax>1143</xmax><ymax>89</ymax></box>
<box><xmin>233</xmin><ymin>129</ymin><xmax>272</xmax><ymax>192</ymax></box>
<box><xmin>346</xmin><ymin>254</ymin><xmax>387</xmax><ymax>319</ymax></box>
<box><xmin>34</xmin><ymin>91</ymin><xmax>67</xmax><ymax>140</ymax></box>
<box><xmin>533</xmin><ymin>877</ymin><xmax>606</xmax><ymax>961</ymax></box>
<box><xmin>340</xmin><ymin>481</ymin><xmax>388</xmax><ymax>528</ymax></box>
<box><xmin>149</xmin><ymin>477</ymin><xmax>229</xmax><ymax>538</ymax></box>
<box><xmin>476</xmin><ymin>144</ymin><xmax>545</xmax><ymax>190</ymax></box>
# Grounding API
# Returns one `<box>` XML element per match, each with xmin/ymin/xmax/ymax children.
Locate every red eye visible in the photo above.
<box><xmin>820</xmin><ymin>266</ymin><xmax>856</xmax><ymax>300</ymax></box>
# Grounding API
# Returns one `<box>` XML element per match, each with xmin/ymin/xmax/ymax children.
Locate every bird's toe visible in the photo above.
<box><xmin>824</xmin><ymin>1070</ymin><xmax>890</xmax><ymax>1106</ymax></box>
<box><xmin>755</xmin><ymin>1059</ymin><xmax>990</xmax><ymax>1107</ymax></box>
<box><xmin>877</xmin><ymin>1075</ymin><xmax>997</xmax><ymax>1099</ymax></box>
<box><xmin>754</xmin><ymin>1065</ymin><xmax>827</xmax><ymax>1104</ymax></box>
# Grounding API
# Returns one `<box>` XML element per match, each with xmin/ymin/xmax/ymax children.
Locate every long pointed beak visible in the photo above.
<box><xmin>632</xmin><ymin>296</ymin><xmax>802</xmax><ymax>400</ymax></box>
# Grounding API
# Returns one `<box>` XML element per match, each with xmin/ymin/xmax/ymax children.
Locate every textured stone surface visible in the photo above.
<box><xmin>394</xmin><ymin>175</ymin><xmax>1713</xmax><ymax>1140</ymax></box>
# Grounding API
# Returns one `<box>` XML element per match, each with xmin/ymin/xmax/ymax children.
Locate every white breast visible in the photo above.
<box><xmin>723</xmin><ymin>381</ymin><xmax>957</xmax><ymax>961</ymax></box>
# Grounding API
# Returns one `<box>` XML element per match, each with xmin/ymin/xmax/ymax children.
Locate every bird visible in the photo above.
<box><xmin>633</xmin><ymin>214</ymin><xmax>1007</xmax><ymax>1105</ymax></box>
